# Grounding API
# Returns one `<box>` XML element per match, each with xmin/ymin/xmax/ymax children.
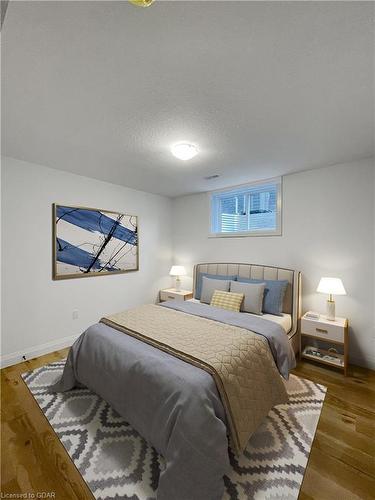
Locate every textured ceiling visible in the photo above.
<box><xmin>2</xmin><ymin>1</ymin><xmax>374</xmax><ymax>197</ymax></box>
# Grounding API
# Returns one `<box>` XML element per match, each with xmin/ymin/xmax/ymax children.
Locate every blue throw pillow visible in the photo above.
<box><xmin>237</xmin><ymin>277</ymin><xmax>288</xmax><ymax>316</ymax></box>
<box><xmin>195</xmin><ymin>273</ymin><xmax>237</xmax><ymax>300</ymax></box>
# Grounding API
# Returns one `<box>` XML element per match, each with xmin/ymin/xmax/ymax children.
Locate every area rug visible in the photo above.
<box><xmin>23</xmin><ymin>360</ymin><xmax>326</xmax><ymax>500</ymax></box>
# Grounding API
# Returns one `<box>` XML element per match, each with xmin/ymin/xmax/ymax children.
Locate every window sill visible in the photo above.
<box><xmin>208</xmin><ymin>230</ymin><xmax>282</xmax><ymax>238</ymax></box>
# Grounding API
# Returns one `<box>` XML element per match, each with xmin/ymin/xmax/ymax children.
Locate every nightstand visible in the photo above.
<box><xmin>159</xmin><ymin>288</ymin><xmax>193</xmax><ymax>303</ymax></box>
<box><xmin>300</xmin><ymin>312</ymin><xmax>349</xmax><ymax>376</ymax></box>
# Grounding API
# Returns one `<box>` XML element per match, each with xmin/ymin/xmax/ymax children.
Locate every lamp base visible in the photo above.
<box><xmin>175</xmin><ymin>277</ymin><xmax>181</xmax><ymax>291</ymax></box>
<box><xmin>326</xmin><ymin>299</ymin><xmax>335</xmax><ymax>321</ymax></box>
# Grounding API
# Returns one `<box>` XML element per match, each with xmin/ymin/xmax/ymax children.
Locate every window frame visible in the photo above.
<box><xmin>208</xmin><ymin>177</ymin><xmax>282</xmax><ymax>238</ymax></box>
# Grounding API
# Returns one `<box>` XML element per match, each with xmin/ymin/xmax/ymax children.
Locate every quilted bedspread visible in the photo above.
<box><xmin>101</xmin><ymin>303</ymin><xmax>288</xmax><ymax>453</ymax></box>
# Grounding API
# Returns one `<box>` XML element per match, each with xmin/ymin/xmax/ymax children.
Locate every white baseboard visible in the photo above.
<box><xmin>0</xmin><ymin>333</ymin><xmax>80</xmax><ymax>369</ymax></box>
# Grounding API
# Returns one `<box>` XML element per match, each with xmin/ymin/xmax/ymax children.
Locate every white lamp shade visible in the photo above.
<box><xmin>169</xmin><ymin>265</ymin><xmax>186</xmax><ymax>277</ymax></box>
<box><xmin>317</xmin><ymin>277</ymin><xmax>346</xmax><ymax>295</ymax></box>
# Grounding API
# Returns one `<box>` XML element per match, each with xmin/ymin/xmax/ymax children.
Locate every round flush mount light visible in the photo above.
<box><xmin>128</xmin><ymin>0</ymin><xmax>155</xmax><ymax>7</ymax></box>
<box><xmin>171</xmin><ymin>143</ymin><xmax>198</xmax><ymax>161</ymax></box>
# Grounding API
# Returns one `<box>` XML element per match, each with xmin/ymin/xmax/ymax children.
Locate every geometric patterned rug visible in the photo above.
<box><xmin>23</xmin><ymin>360</ymin><xmax>326</xmax><ymax>500</ymax></box>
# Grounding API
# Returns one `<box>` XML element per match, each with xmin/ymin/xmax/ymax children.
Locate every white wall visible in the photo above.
<box><xmin>172</xmin><ymin>158</ymin><xmax>375</xmax><ymax>369</ymax></box>
<box><xmin>2</xmin><ymin>156</ymin><xmax>374</xmax><ymax>369</ymax></box>
<box><xmin>1</xmin><ymin>157</ymin><xmax>172</xmax><ymax>366</ymax></box>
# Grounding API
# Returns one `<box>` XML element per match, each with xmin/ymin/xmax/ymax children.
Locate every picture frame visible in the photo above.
<box><xmin>52</xmin><ymin>204</ymin><xmax>139</xmax><ymax>280</ymax></box>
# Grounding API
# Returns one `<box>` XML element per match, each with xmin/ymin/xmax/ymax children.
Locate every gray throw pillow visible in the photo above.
<box><xmin>195</xmin><ymin>273</ymin><xmax>237</xmax><ymax>300</ymax></box>
<box><xmin>200</xmin><ymin>277</ymin><xmax>230</xmax><ymax>304</ymax></box>
<box><xmin>237</xmin><ymin>277</ymin><xmax>289</xmax><ymax>316</ymax></box>
<box><xmin>230</xmin><ymin>281</ymin><xmax>266</xmax><ymax>315</ymax></box>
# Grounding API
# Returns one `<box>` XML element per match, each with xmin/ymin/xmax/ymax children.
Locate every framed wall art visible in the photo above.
<box><xmin>52</xmin><ymin>204</ymin><xmax>138</xmax><ymax>280</ymax></box>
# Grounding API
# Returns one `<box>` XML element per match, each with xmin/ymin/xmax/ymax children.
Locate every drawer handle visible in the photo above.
<box><xmin>167</xmin><ymin>295</ymin><xmax>175</xmax><ymax>299</ymax></box>
<box><xmin>316</xmin><ymin>328</ymin><xmax>328</xmax><ymax>334</ymax></box>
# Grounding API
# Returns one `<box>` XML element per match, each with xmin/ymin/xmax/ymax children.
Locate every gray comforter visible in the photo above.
<box><xmin>52</xmin><ymin>301</ymin><xmax>295</xmax><ymax>500</ymax></box>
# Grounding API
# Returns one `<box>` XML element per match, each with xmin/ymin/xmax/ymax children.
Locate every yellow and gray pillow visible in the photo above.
<box><xmin>210</xmin><ymin>290</ymin><xmax>244</xmax><ymax>312</ymax></box>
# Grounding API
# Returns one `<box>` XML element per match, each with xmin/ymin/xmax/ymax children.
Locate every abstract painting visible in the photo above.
<box><xmin>53</xmin><ymin>204</ymin><xmax>138</xmax><ymax>279</ymax></box>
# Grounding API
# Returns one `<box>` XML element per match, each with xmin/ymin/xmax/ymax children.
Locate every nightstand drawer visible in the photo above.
<box><xmin>160</xmin><ymin>291</ymin><xmax>184</xmax><ymax>302</ymax></box>
<box><xmin>301</xmin><ymin>318</ymin><xmax>344</xmax><ymax>343</ymax></box>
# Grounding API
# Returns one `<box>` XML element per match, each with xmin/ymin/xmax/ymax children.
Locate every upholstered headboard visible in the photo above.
<box><xmin>193</xmin><ymin>262</ymin><xmax>301</xmax><ymax>336</ymax></box>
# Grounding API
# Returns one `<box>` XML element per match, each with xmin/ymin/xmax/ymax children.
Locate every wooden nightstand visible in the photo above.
<box><xmin>300</xmin><ymin>312</ymin><xmax>349</xmax><ymax>376</ymax></box>
<box><xmin>159</xmin><ymin>288</ymin><xmax>193</xmax><ymax>303</ymax></box>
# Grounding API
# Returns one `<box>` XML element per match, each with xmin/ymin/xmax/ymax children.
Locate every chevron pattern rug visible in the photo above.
<box><xmin>23</xmin><ymin>361</ymin><xmax>326</xmax><ymax>500</ymax></box>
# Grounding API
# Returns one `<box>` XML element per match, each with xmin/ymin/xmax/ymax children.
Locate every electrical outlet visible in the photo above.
<box><xmin>72</xmin><ymin>309</ymin><xmax>79</xmax><ymax>320</ymax></box>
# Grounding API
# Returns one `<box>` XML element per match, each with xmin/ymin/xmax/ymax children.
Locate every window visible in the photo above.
<box><xmin>210</xmin><ymin>178</ymin><xmax>282</xmax><ymax>236</ymax></box>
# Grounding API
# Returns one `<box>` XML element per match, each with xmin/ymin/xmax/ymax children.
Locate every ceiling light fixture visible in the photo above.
<box><xmin>128</xmin><ymin>0</ymin><xmax>155</xmax><ymax>7</ymax></box>
<box><xmin>171</xmin><ymin>143</ymin><xmax>198</xmax><ymax>161</ymax></box>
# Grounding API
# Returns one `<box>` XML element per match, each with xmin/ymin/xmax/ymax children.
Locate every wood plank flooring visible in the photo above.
<box><xmin>1</xmin><ymin>350</ymin><xmax>374</xmax><ymax>499</ymax></box>
<box><xmin>293</xmin><ymin>362</ymin><xmax>375</xmax><ymax>500</ymax></box>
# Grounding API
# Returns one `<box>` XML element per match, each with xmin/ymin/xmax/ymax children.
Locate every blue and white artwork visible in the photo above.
<box><xmin>53</xmin><ymin>204</ymin><xmax>138</xmax><ymax>279</ymax></box>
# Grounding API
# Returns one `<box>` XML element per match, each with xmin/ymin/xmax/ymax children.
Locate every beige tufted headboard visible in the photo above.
<box><xmin>193</xmin><ymin>262</ymin><xmax>301</xmax><ymax>337</ymax></box>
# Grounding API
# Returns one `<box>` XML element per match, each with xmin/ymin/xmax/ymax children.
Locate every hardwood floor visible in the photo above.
<box><xmin>1</xmin><ymin>350</ymin><xmax>374</xmax><ymax>499</ymax></box>
<box><xmin>293</xmin><ymin>362</ymin><xmax>375</xmax><ymax>500</ymax></box>
<box><xmin>1</xmin><ymin>349</ymin><xmax>94</xmax><ymax>499</ymax></box>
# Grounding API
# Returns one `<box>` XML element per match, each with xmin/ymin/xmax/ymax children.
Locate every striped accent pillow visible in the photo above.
<box><xmin>210</xmin><ymin>290</ymin><xmax>244</xmax><ymax>312</ymax></box>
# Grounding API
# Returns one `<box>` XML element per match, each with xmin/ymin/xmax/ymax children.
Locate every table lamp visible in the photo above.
<box><xmin>317</xmin><ymin>277</ymin><xmax>346</xmax><ymax>321</ymax></box>
<box><xmin>169</xmin><ymin>265</ymin><xmax>186</xmax><ymax>291</ymax></box>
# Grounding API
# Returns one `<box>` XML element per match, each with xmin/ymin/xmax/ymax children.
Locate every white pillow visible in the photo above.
<box><xmin>230</xmin><ymin>281</ymin><xmax>266</xmax><ymax>315</ymax></box>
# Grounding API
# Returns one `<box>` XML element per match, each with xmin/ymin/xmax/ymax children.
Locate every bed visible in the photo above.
<box><xmin>53</xmin><ymin>262</ymin><xmax>301</xmax><ymax>500</ymax></box>
<box><xmin>192</xmin><ymin>262</ymin><xmax>301</xmax><ymax>356</ymax></box>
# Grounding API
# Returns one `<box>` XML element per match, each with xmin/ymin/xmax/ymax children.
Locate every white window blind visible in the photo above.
<box><xmin>210</xmin><ymin>178</ymin><xmax>282</xmax><ymax>236</ymax></box>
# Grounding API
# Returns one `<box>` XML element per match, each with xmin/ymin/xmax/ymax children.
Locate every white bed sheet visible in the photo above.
<box><xmin>187</xmin><ymin>298</ymin><xmax>292</xmax><ymax>333</ymax></box>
